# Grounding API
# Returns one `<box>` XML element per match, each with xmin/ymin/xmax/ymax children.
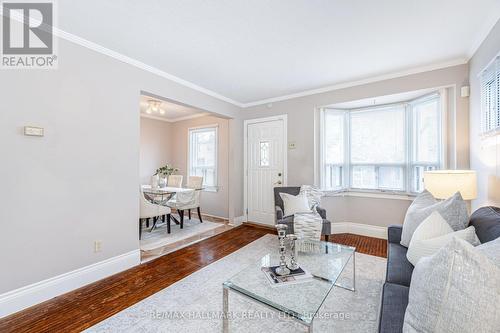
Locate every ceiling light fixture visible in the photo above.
<box><xmin>146</xmin><ymin>100</ymin><xmax>164</xmax><ymax>115</ymax></box>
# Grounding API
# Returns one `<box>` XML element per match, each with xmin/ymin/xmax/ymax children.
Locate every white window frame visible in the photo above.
<box><xmin>480</xmin><ymin>55</ymin><xmax>500</xmax><ymax>135</ymax></box>
<box><xmin>319</xmin><ymin>92</ymin><xmax>445</xmax><ymax>196</ymax></box>
<box><xmin>188</xmin><ymin>125</ymin><xmax>218</xmax><ymax>192</ymax></box>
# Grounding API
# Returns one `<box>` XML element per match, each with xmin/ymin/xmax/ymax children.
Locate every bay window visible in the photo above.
<box><xmin>320</xmin><ymin>93</ymin><xmax>443</xmax><ymax>194</ymax></box>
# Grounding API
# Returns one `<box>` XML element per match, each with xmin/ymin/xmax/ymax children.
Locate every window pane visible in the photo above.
<box><xmin>379</xmin><ymin>166</ymin><xmax>404</xmax><ymax>190</ymax></box>
<box><xmin>189</xmin><ymin>127</ymin><xmax>217</xmax><ymax>186</ymax></box>
<box><xmin>350</xmin><ymin>107</ymin><xmax>405</xmax><ymax>163</ymax></box>
<box><xmin>324</xmin><ymin>164</ymin><xmax>343</xmax><ymax>189</ymax></box>
<box><xmin>413</xmin><ymin>165</ymin><xmax>437</xmax><ymax>193</ymax></box>
<box><xmin>259</xmin><ymin>141</ymin><xmax>270</xmax><ymax>166</ymax></box>
<box><xmin>351</xmin><ymin>166</ymin><xmax>376</xmax><ymax>189</ymax></box>
<box><xmin>324</xmin><ymin>111</ymin><xmax>344</xmax><ymax>164</ymax></box>
<box><xmin>413</xmin><ymin>98</ymin><xmax>440</xmax><ymax>163</ymax></box>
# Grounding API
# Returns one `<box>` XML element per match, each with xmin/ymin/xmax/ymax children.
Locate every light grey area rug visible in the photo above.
<box><xmin>140</xmin><ymin>219</ymin><xmax>222</xmax><ymax>251</ymax></box>
<box><xmin>88</xmin><ymin>235</ymin><xmax>386</xmax><ymax>332</ymax></box>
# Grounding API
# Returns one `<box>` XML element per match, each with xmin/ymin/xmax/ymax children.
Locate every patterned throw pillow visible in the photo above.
<box><xmin>299</xmin><ymin>185</ymin><xmax>323</xmax><ymax>210</ymax></box>
<box><xmin>400</xmin><ymin>190</ymin><xmax>468</xmax><ymax>247</ymax></box>
<box><xmin>403</xmin><ymin>237</ymin><xmax>500</xmax><ymax>333</ymax></box>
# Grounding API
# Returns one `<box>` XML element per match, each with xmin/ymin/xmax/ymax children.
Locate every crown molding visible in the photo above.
<box><xmin>140</xmin><ymin>112</ymin><xmax>209</xmax><ymax>123</ymax></box>
<box><xmin>240</xmin><ymin>58</ymin><xmax>468</xmax><ymax>108</ymax></box>
<box><xmin>53</xmin><ymin>28</ymin><xmax>245</xmax><ymax>108</ymax></box>
<box><xmin>52</xmin><ymin>23</ymin><xmax>493</xmax><ymax>109</ymax></box>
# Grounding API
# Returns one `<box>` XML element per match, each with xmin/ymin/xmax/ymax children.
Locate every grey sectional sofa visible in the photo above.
<box><xmin>378</xmin><ymin>206</ymin><xmax>500</xmax><ymax>333</ymax></box>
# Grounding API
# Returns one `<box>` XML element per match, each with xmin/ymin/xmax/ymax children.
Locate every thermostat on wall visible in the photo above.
<box><xmin>24</xmin><ymin>126</ymin><xmax>44</xmax><ymax>137</ymax></box>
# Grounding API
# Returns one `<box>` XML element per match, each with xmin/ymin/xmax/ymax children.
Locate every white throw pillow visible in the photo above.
<box><xmin>403</xmin><ymin>238</ymin><xmax>500</xmax><ymax>333</ymax></box>
<box><xmin>279</xmin><ymin>193</ymin><xmax>311</xmax><ymax>216</ymax></box>
<box><xmin>407</xmin><ymin>211</ymin><xmax>480</xmax><ymax>266</ymax></box>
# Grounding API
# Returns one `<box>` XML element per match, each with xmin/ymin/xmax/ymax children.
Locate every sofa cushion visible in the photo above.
<box><xmin>403</xmin><ymin>238</ymin><xmax>500</xmax><ymax>333</ymax></box>
<box><xmin>407</xmin><ymin>211</ymin><xmax>480</xmax><ymax>266</ymax></box>
<box><xmin>386</xmin><ymin>243</ymin><xmax>414</xmax><ymax>286</ymax></box>
<box><xmin>477</xmin><ymin>237</ymin><xmax>500</xmax><ymax>268</ymax></box>
<box><xmin>400</xmin><ymin>190</ymin><xmax>468</xmax><ymax>247</ymax></box>
<box><xmin>379</xmin><ymin>282</ymin><xmax>409</xmax><ymax>333</ymax></box>
<box><xmin>469</xmin><ymin>206</ymin><xmax>500</xmax><ymax>243</ymax></box>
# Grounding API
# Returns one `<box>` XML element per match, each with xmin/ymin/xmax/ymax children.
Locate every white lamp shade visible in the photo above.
<box><xmin>423</xmin><ymin>170</ymin><xmax>477</xmax><ymax>200</ymax></box>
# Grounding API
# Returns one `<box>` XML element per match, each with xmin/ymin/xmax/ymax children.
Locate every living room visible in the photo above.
<box><xmin>0</xmin><ymin>1</ymin><xmax>499</xmax><ymax>332</ymax></box>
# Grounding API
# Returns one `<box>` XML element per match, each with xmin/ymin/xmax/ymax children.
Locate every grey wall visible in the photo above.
<box><xmin>241</xmin><ymin>64</ymin><xmax>470</xmax><ymax>227</ymax></box>
<box><xmin>140</xmin><ymin>117</ymin><xmax>173</xmax><ymax>184</ymax></box>
<box><xmin>0</xmin><ymin>37</ymin><xmax>240</xmax><ymax>294</ymax></box>
<box><xmin>170</xmin><ymin>115</ymin><xmax>230</xmax><ymax>218</ymax></box>
<box><xmin>469</xmin><ymin>19</ymin><xmax>500</xmax><ymax>210</ymax></box>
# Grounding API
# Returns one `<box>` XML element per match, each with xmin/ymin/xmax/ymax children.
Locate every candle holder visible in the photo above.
<box><xmin>286</xmin><ymin>234</ymin><xmax>299</xmax><ymax>270</ymax></box>
<box><xmin>275</xmin><ymin>224</ymin><xmax>290</xmax><ymax>276</ymax></box>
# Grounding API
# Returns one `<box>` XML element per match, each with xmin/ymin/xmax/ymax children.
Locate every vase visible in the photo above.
<box><xmin>151</xmin><ymin>175</ymin><xmax>159</xmax><ymax>189</ymax></box>
<box><xmin>159</xmin><ymin>176</ymin><xmax>167</xmax><ymax>188</ymax></box>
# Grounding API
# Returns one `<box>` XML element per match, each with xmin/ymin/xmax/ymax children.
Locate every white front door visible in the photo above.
<box><xmin>246</xmin><ymin>117</ymin><xmax>286</xmax><ymax>226</ymax></box>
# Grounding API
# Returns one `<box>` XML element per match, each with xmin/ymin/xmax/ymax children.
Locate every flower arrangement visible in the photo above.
<box><xmin>155</xmin><ymin>164</ymin><xmax>179</xmax><ymax>178</ymax></box>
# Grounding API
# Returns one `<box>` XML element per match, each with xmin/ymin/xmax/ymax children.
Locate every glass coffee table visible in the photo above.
<box><xmin>222</xmin><ymin>240</ymin><xmax>355</xmax><ymax>332</ymax></box>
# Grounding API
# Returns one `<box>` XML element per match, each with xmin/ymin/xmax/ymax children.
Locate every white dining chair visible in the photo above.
<box><xmin>167</xmin><ymin>176</ymin><xmax>203</xmax><ymax>228</ymax></box>
<box><xmin>167</xmin><ymin>175</ymin><xmax>183</xmax><ymax>188</ymax></box>
<box><xmin>139</xmin><ymin>188</ymin><xmax>171</xmax><ymax>239</ymax></box>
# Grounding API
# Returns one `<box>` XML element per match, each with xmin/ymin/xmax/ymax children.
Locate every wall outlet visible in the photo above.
<box><xmin>94</xmin><ymin>240</ymin><xmax>102</xmax><ymax>253</ymax></box>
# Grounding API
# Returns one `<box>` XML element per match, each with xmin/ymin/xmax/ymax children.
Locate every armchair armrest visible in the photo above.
<box><xmin>387</xmin><ymin>225</ymin><xmax>403</xmax><ymax>244</ymax></box>
<box><xmin>275</xmin><ymin>206</ymin><xmax>284</xmax><ymax>222</ymax></box>
<box><xmin>315</xmin><ymin>206</ymin><xmax>327</xmax><ymax>219</ymax></box>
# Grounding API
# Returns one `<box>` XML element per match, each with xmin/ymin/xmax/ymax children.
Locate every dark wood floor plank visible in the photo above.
<box><xmin>0</xmin><ymin>225</ymin><xmax>385</xmax><ymax>333</ymax></box>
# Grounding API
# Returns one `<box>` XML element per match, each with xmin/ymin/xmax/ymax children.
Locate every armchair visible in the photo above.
<box><xmin>273</xmin><ymin>186</ymin><xmax>331</xmax><ymax>242</ymax></box>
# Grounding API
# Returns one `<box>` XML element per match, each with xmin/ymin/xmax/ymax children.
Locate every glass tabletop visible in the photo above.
<box><xmin>223</xmin><ymin>240</ymin><xmax>355</xmax><ymax>325</ymax></box>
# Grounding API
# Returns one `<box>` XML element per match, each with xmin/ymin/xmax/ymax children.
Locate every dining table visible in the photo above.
<box><xmin>141</xmin><ymin>185</ymin><xmax>198</xmax><ymax>229</ymax></box>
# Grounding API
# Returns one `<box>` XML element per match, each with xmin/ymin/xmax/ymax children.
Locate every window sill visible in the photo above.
<box><xmin>202</xmin><ymin>186</ymin><xmax>219</xmax><ymax>193</ymax></box>
<box><xmin>323</xmin><ymin>190</ymin><xmax>416</xmax><ymax>201</ymax></box>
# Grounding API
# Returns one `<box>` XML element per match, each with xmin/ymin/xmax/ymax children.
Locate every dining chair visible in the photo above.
<box><xmin>167</xmin><ymin>176</ymin><xmax>204</xmax><ymax>228</ymax></box>
<box><xmin>139</xmin><ymin>188</ymin><xmax>171</xmax><ymax>239</ymax></box>
<box><xmin>167</xmin><ymin>175</ymin><xmax>183</xmax><ymax>188</ymax></box>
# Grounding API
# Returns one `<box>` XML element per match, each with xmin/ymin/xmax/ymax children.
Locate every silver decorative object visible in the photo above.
<box><xmin>275</xmin><ymin>224</ymin><xmax>290</xmax><ymax>276</ymax></box>
<box><xmin>286</xmin><ymin>234</ymin><xmax>299</xmax><ymax>270</ymax></box>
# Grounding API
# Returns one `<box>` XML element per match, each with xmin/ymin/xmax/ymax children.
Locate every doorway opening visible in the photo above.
<box><xmin>139</xmin><ymin>92</ymin><xmax>232</xmax><ymax>262</ymax></box>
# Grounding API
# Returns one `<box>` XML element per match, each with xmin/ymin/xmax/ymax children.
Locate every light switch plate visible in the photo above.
<box><xmin>24</xmin><ymin>126</ymin><xmax>44</xmax><ymax>137</ymax></box>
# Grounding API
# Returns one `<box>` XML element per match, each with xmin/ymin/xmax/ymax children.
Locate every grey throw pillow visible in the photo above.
<box><xmin>400</xmin><ymin>190</ymin><xmax>468</xmax><ymax>247</ymax></box>
<box><xmin>403</xmin><ymin>237</ymin><xmax>500</xmax><ymax>333</ymax></box>
<box><xmin>477</xmin><ymin>237</ymin><xmax>500</xmax><ymax>268</ymax></box>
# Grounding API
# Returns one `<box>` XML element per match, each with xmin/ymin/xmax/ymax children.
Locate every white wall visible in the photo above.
<box><xmin>469</xmin><ymin>19</ymin><xmax>500</xmax><ymax>210</ymax></box>
<box><xmin>0</xmin><ymin>37</ymin><xmax>240</xmax><ymax>296</ymax></box>
<box><xmin>140</xmin><ymin>117</ymin><xmax>173</xmax><ymax>184</ymax></box>
<box><xmin>240</xmin><ymin>64</ymin><xmax>470</xmax><ymax>227</ymax></box>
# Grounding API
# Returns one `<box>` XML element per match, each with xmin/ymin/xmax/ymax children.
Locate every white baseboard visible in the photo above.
<box><xmin>0</xmin><ymin>249</ymin><xmax>141</xmax><ymax>318</ymax></box>
<box><xmin>200</xmin><ymin>213</ymin><xmax>229</xmax><ymax>221</ymax></box>
<box><xmin>230</xmin><ymin>215</ymin><xmax>246</xmax><ymax>226</ymax></box>
<box><xmin>331</xmin><ymin>222</ymin><xmax>387</xmax><ymax>240</ymax></box>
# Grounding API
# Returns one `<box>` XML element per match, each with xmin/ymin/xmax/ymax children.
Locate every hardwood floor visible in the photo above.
<box><xmin>0</xmin><ymin>225</ymin><xmax>386</xmax><ymax>333</ymax></box>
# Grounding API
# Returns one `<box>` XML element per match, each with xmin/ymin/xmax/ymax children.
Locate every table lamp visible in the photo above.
<box><xmin>423</xmin><ymin>170</ymin><xmax>477</xmax><ymax>200</ymax></box>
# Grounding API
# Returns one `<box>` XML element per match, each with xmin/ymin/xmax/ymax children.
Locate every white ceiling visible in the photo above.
<box><xmin>139</xmin><ymin>95</ymin><xmax>208</xmax><ymax>122</ymax></box>
<box><xmin>58</xmin><ymin>1</ymin><xmax>500</xmax><ymax>106</ymax></box>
